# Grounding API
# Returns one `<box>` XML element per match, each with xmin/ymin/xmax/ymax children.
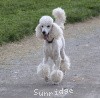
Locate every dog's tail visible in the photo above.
<box><xmin>52</xmin><ymin>7</ymin><xmax>66</xmax><ymax>30</ymax></box>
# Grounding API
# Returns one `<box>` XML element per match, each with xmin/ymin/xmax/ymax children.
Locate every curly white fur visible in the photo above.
<box><xmin>52</xmin><ymin>7</ymin><xmax>66</xmax><ymax>29</ymax></box>
<box><xmin>35</xmin><ymin>17</ymin><xmax>63</xmax><ymax>40</ymax></box>
<box><xmin>60</xmin><ymin>55</ymin><xmax>71</xmax><ymax>74</ymax></box>
<box><xmin>37</xmin><ymin>63</ymin><xmax>50</xmax><ymax>82</ymax></box>
<box><xmin>50</xmin><ymin>70</ymin><xmax>63</xmax><ymax>84</ymax></box>
<box><xmin>35</xmin><ymin>7</ymin><xmax>70</xmax><ymax>84</ymax></box>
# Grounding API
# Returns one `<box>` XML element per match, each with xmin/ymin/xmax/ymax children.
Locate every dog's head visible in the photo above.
<box><xmin>35</xmin><ymin>16</ymin><xmax>63</xmax><ymax>40</ymax></box>
<box><xmin>39</xmin><ymin>16</ymin><xmax>53</xmax><ymax>40</ymax></box>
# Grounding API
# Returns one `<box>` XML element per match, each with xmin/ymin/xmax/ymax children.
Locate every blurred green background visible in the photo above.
<box><xmin>0</xmin><ymin>0</ymin><xmax>100</xmax><ymax>45</ymax></box>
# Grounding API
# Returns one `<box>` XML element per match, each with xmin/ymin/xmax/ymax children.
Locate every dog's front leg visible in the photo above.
<box><xmin>53</xmin><ymin>49</ymin><xmax>61</xmax><ymax>70</ymax></box>
<box><xmin>50</xmin><ymin>49</ymin><xmax>63</xmax><ymax>84</ymax></box>
<box><xmin>41</xmin><ymin>47</ymin><xmax>50</xmax><ymax>82</ymax></box>
<box><xmin>37</xmin><ymin>43</ymin><xmax>50</xmax><ymax>82</ymax></box>
<box><xmin>43</xmin><ymin>47</ymin><xmax>49</xmax><ymax>64</ymax></box>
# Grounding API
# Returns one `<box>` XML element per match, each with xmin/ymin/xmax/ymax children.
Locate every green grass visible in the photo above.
<box><xmin>0</xmin><ymin>0</ymin><xmax>100</xmax><ymax>45</ymax></box>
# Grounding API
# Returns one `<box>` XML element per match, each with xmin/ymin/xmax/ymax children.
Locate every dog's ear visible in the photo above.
<box><xmin>51</xmin><ymin>23</ymin><xmax>63</xmax><ymax>39</ymax></box>
<box><xmin>35</xmin><ymin>24</ymin><xmax>43</xmax><ymax>39</ymax></box>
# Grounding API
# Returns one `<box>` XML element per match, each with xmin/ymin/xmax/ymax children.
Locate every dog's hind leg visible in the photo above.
<box><xmin>60</xmin><ymin>49</ymin><xmax>70</xmax><ymax>74</ymax></box>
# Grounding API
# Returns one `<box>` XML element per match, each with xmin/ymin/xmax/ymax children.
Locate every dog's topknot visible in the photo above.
<box><xmin>39</xmin><ymin>16</ymin><xmax>53</xmax><ymax>25</ymax></box>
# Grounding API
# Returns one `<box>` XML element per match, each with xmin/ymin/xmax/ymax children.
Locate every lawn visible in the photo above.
<box><xmin>0</xmin><ymin>0</ymin><xmax>100</xmax><ymax>45</ymax></box>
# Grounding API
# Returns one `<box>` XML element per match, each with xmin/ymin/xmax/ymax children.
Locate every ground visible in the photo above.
<box><xmin>0</xmin><ymin>17</ymin><xmax>100</xmax><ymax>98</ymax></box>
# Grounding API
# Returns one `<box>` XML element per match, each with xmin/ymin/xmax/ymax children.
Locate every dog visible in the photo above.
<box><xmin>35</xmin><ymin>7</ymin><xmax>70</xmax><ymax>84</ymax></box>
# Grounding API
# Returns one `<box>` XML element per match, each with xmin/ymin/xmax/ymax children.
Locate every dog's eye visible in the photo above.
<box><xmin>41</xmin><ymin>26</ymin><xmax>43</xmax><ymax>28</ymax></box>
<box><xmin>47</xmin><ymin>25</ymin><xmax>50</xmax><ymax>28</ymax></box>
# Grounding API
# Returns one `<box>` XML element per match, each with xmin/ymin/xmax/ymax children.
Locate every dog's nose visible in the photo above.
<box><xmin>42</xmin><ymin>31</ymin><xmax>46</xmax><ymax>35</ymax></box>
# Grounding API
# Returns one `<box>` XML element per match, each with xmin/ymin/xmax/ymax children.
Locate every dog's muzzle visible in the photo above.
<box><xmin>42</xmin><ymin>31</ymin><xmax>54</xmax><ymax>43</ymax></box>
<box><xmin>42</xmin><ymin>31</ymin><xmax>46</xmax><ymax>35</ymax></box>
<box><xmin>42</xmin><ymin>31</ymin><xmax>49</xmax><ymax>40</ymax></box>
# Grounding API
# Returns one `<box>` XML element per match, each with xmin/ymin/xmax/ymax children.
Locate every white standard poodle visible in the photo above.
<box><xmin>35</xmin><ymin>7</ymin><xmax>70</xmax><ymax>84</ymax></box>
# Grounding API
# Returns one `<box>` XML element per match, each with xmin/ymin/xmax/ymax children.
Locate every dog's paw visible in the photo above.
<box><xmin>37</xmin><ymin>63</ymin><xmax>50</xmax><ymax>82</ymax></box>
<box><xmin>50</xmin><ymin>70</ymin><xmax>63</xmax><ymax>84</ymax></box>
